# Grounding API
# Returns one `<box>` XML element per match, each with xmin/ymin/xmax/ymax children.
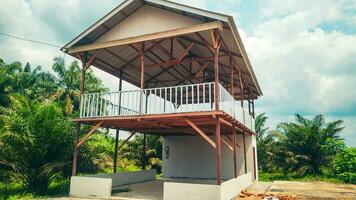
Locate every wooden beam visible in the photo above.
<box><xmin>84</xmin><ymin>50</ymin><xmax>99</xmax><ymax>71</ymax></box>
<box><xmin>137</xmin><ymin>119</ymin><xmax>173</xmax><ymax>129</ymax></box>
<box><xmin>147</xmin><ymin>49</ymin><xmax>187</xmax><ymax>85</ymax></box>
<box><xmin>232</xmin><ymin>125</ymin><xmax>237</xmax><ymax>178</ymax></box>
<box><xmin>113</xmin><ymin>71</ymin><xmax>123</xmax><ymax>173</ymax></box>
<box><xmin>215</xmin><ymin>116</ymin><xmax>222</xmax><ymax>185</ymax></box>
<box><xmin>139</xmin><ymin>42</ymin><xmax>145</xmax><ymax>114</ymax></box>
<box><xmin>68</xmin><ymin>21</ymin><xmax>223</xmax><ymax>53</ymax></box>
<box><xmin>219</xmin><ymin>117</ymin><xmax>232</xmax><ymax>127</ymax></box>
<box><xmin>221</xmin><ymin>137</ymin><xmax>233</xmax><ymax>151</ymax></box>
<box><xmin>128</xmin><ymin>43</ymin><xmax>185</xmax><ymax>85</ymax></box>
<box><xmin>253</xmin><ymin>147</ymin><xmax>257</xmax><ymax>180</ymax></box>
<box><xmin>74</xmin><ymin>111</ymin><xmax>224</xmax><ymax>122</ymax></box>
<box><xmin>213</xmin><ymin>30</ymin><xmax>220</xmax><ymax>111</ymax></box>
<box><xmin>148</xmin><ymin>41</ymin><xmax>193</xmax><ymax>84</ymax></box>
<box><xmin>185</xmin><ymin>118</ymin><xmax>216</xmax><ymax>148</ymax></box>
<box><xmin>72</xmin><ymin>123</ymin><xmax>81</xmax><ymax>176</ymax></box>
<box><xmin>117</xmin><ymin>131</ymin><xmax>137</xmax><ymax>151</ymax></box>
<box><xmin>243</xmin><ymin>133</ymin><xmax>247</xmax><ymax>174</ymax></box>
<box><xmin>180</xmin><ymin>35</ymin><xmax>242</xmax><ymax>58</ymax></box>
<box><xmin>76</xmin><ymin>121</ymin><xmax>103</xmax><ymax>148</ymax></box>
<box><xmin>142</xmin><ymin>133</ymin><xmax>146</xmax><ymax>170</ymax></box>
<box><xmin>121</xmin><ymin>40</ymin><xmax>164</xmax><ymax>70</ymax></box>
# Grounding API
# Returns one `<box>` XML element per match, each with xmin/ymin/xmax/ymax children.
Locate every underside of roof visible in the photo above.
<box><xmin>61</xmin><ymin>0</ymin><xmax>262</xmax><ymax>99</ymax></box>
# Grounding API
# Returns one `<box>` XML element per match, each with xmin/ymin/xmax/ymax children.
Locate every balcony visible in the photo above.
<box><xmin>79</xmin><ymin>82</ymin><xmax>255</xmax><ymax>132</ymax></box>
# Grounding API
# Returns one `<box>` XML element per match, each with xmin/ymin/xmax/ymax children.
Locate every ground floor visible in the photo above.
<box><xmin>111</xmin><ymin>178</ymin><xmax>224</xmax><ymax>200</ymax></box>
<box><xmin>69</xmin><ymin>133</ymin><xmax>257</xmax><ymax>199</ymax></box>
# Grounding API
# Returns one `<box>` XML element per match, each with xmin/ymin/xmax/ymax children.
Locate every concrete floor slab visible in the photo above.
<box><xmin>111</xmin><ymin>178</ymin><xmax>222</xmax><ymax>200</ymax></box>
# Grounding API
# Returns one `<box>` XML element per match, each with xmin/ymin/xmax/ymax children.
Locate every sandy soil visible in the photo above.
<box><xmin>237</xmin><ymin>181</ymin><xmax>356</xmax><ymax>200</ymax></box>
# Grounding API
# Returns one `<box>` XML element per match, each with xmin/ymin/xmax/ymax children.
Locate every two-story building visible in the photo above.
<box><xmin>62</xmin><ymin>0</ymin><xmax>262</xmax><ymax>199</ymax></box>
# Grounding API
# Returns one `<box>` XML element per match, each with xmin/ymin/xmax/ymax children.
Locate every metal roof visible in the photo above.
<box><xmin>61</xmin><ymin>0</ymin><xmax>262</xmax><ymax>98</ymax></box>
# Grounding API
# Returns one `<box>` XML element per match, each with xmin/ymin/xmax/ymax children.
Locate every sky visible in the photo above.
<box><xmin>0</xmin><ymin>0</ymin><xmax>355</xmax><ymax>146</ymax></box>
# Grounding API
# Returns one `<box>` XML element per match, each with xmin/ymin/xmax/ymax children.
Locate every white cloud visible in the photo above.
<box><xmin>240</xmin><ymin>0</ymin><xmax>356</xmax><ymax>146</ymax></box>
<box><xmin>0</xmin><ymin>0</ymin><xmax>355</xmax><ymax>145</ymax></box>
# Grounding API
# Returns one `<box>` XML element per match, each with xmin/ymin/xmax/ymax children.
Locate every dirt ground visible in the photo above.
<box><xmin>236</xmin><ymin>181</ymin><xmax>356</xmax><ymax>200</ymax></box>
<box><xmin>54</xmin><ymin>180</ymin><xmax>356</xmax><ymax>200</ymax></box>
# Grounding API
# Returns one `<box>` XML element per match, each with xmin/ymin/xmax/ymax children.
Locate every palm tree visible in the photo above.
<box><xmin>255</xmin><ymin>113</ymin><xmax>276</xmax><ymax>171</ymax></box>
<box><xmin>0</xmin><ymin>59</ymin><xmax>22</xmax><ymax>107</ymax></box>
<box><xmin>276</xmin><ymin>114</ymin><xmax>344</xmax><ymax>175</ymax></box>
<box><xmin>51</xmin><ymin>57</ymin><xmax>107</xmax><ymax>115</ymax></box>
<box><xmin>0</xmin><ymin>59</ymin><xmax>57</xmax><ymax>106</ymax></box>
<box><xmin>0</xmin><ymin>94</ymin><xmax>73</xmax><ymax>194</ymax></box>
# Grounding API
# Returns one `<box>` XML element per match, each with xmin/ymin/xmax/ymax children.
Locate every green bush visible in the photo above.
<box><xmin>333</xmin><ymin>147</ymin><xmax>356</xmax><ymax>184</ymax></box>
<box><xmin>336</xmin><ymin>172</ymin><xmax>356</xmax><ymax>184</ymax></box>
<box><xmin>0</xmin><ymin>95</ymin><xmax>73</xmax><ymax>194</ymax></box>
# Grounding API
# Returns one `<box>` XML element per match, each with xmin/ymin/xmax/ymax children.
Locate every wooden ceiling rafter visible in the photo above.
<box><xmin>145</xmin><ymin>40</ymin><xmax>195</xmax><ymax>85</ymax></box>
<box><xmin>128</xmin><ymin>43</ymin><xmax>185</xmax><ymax>87</ymax></box>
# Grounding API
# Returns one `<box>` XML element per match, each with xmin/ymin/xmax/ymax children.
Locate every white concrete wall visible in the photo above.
<box><xmin>163</xmin><ymin>173</ymin><xmax>253</xmax><ymax>200</ymax></box>
<box><xmin>70</xmin><ymin>176</ymin><xmax>112</xmax><ymax>198</ymax></box>
<box><xmin>162</xmin><ymin>135</ymin><xmax>246</xmax><ymax>180</ymax></box>
<box><xmin>96</xmin><ymin>5</ymin><xmax>202</xmax><ymax>43</ymax></box>
<box><xmin>245</xmin><ymin>135</ymin><xmax>258</xmax><ymax>180</ymax></box>
<box><xmin>164</xmin><ymin>182</ymin><xmax>220</xmax><ymax>200</ymax></box>
<box><xmin>236</xmin><ymin>134</ymin><xmax>246</xmax><ymax>176</ymax></box>
<box><xmin>220</xmin><ymin>172</ymin><xmax>252</xmax><ymax>200</ymax></box>
<box><xmin>86</xmin><ymin>169</ymin><xmax>156</xmax><ymax>186</ymax></box>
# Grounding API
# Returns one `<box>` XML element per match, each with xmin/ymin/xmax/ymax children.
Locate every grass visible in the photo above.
<box><xmin>0</xmin><ymin>179</ymin><xmax>70</xmax><ymax>200</ymax></box>
<box><xmin>259</xmin><ymin>171</ymin><xmax>343</xmax><ymax>183</ymax></box>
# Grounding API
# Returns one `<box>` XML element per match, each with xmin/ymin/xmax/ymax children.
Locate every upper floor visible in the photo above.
<box><xmin>62</xmin><ymin>0</ymin><xmax>262</xmax><ymax>135</ymax></box>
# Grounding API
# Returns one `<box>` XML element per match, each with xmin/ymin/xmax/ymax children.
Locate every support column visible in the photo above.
<box><xmin>142</xmin><ymin>133</ymin><xmax>147</xmax><ymax>170</ymax></box>
<box><xmin>215</xmin><ymin>117</ymin><xmax>222</xmax><ymax>185</ymax></box>
<box><xmin>72</xmin><ymin>123</ymin><xmax>80</xmax><ymax>176</ymax></box>
<box><xmin>72</xmin><ymin>54</ymin><xmax>87</xmax><ymax>176</ymax></box>
<box><xmin>113</xmin><ymin>71</ymin><xmax>123</xmax><ymax>173</ymax></box>
<box><xmin>230</xmin><ymin>56</ymin><xmax>237</xmax><ymax>178</ymax></box>
<box><xmin>252</xmin><ymin>99</ymin><xmax>255</xmax><ymax>118</ymax></box>
<box><xmin>232</xmin><ymin>126</ymin><xmax>237</xmax><ymax>178</ymax></box>
<box><xmin>139</xmin><ymin>42</ymin><xmax>145</xmax><ymax>114</ymax></box>
<box><xmin>243</xmin><ymin>133</ymin><xmax>247</xmax><ymax>174</ymax></box>
<box><xmin>253</xmin><ymin>147</ymin><xmax>257</xmax><ymax>180</ymax></box>
<box><xmin>248</xmin><ymin>99</ymin><xmax>251</xmax><ymax>115</ymax></box>
<box><xmin>237</xmin><ymin>64</ymin><xmax>244</xmax><ymax>107</ymax></box>
<box><xmin>211</xmin><ymin>30</ymin><xmax>220</xmax><ymax>111</ymax></box>
<box><xmin>139</xmin><ymin>42</ymin><xmax>146</xmax><ymax>170</ymax></box>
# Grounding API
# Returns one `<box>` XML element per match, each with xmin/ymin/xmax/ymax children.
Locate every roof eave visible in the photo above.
<box><xmin>61</xmin><ymin>0</ymin><xmax>137</xmax><ymax>51</ymax></box>
<box><xmin>227</xmin><ymin>17</ymin><xmax>263</xmax><ymax>96</ymax></box>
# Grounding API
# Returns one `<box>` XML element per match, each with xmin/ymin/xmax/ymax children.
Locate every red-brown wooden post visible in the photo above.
<box><xmin>215</xmin><ymin>117</ymin><xmax>222</xmax><ymax>185</ymax></box>
<box><xmin>142</xmin><ymin>133</ymin><xmax>147</xmax><ymax>170</ymax></box>
<box><xmin>229</xmin><ymin>56</ymin><xmax>237</xmax><ymax>178</ymax></box>
<box><xmin>138</xmin><ymin>42</ymin><xmax>147</xmax><ymax>170</ymax></box>
<box><xmin>253</xmin><ymin>147</ymin><xmax>257</xmax><ymax>180</ymax></box>
<box><xmin>232</xmin><ymin>126</ymin><xmax>237</xmax><ymax>178</ymax></box>
<box><xmin>243</xmin><ymin>133</ymin><xmax>247</xmax><ymax>174</ymax></box>
<box><xmin>211</xmin><ymin>30</ymin><xmax>220</xmax><ymax>111</ymax></box>
<box><xmin>113</xmin><ymin>70</ymin><xmax>123</xmax><ymax>173</ymax></box>
<box><xmin>237</xmin><ymin>63</ymin><xmax>244</xmax><ymax>108</ymax></box>
<box><xmin>252</xmin><ymin>99</ymin><xmax>255</xmax><ymax>118</ymax></box>
<box><xmin>139</xmin><ymin>42</ymin><xmax>145</xmax><ymax>114</ymax></box>
<box><xmin>72</xmin><ymin>123</ymin><xmax>80</xmax><ymax>176</ymax></box>
<box><xmin>72</xmin><ymin>54</ymin><xmax>87</xmax><ymax>176</ymax></box>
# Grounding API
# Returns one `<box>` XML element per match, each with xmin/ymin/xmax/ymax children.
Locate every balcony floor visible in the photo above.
<box><xmin>74</xmin><ymin>111</ymin><xmax>254</xmax><ymax>136</ymax></box>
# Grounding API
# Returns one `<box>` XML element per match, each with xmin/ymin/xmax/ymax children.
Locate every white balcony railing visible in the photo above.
<box><xmin>219</xmin><ymin>85</ymin><xmax>255</xmax><ymax>131</ymax></box>
<box><xmin>79</xmin><ymin>82</ymin><xmax>255</xmax><ymax>131</ymax></box>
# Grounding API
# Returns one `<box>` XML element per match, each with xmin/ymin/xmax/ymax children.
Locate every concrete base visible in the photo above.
<box><xmin>69</xmin><ymin>170</ymin><xmax>156</xmax><ymax>198</ymax></box>
<box><xmin>87</xmin><ymin>169</ymin><xmax>156</xmax><ymax>186</ymax></box>
<box><xmin>112</xmin><ymin>174</ymin><xmax>253</xmax><ymax>200</ymax></box>
<box><xmin>69</xmin><ymin>176</ymin><xmax>112</xmax><ymax>198</ymax></box>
